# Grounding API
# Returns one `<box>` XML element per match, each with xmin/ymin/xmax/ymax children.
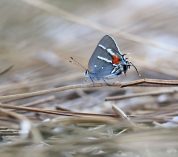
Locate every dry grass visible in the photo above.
<box><xmin>0</xmin><ymin>0</ymin><xmax>178</xmax><ymax>157</ymax></box>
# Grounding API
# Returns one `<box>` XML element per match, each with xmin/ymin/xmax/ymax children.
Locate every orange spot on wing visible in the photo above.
<box><xmin>112</xmin><ymin>55</ymin><xmax>120</xmax><ymax>64</ymax></box>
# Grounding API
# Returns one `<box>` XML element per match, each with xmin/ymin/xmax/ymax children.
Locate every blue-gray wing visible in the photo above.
<box><xmin>88</xmin><ymin>35</ymin><xmax>121</xmax><ymax>75</ymax></box>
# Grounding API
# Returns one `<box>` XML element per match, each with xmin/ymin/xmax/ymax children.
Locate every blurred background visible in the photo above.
<box><xmin>1</xmin><ymin>0</ymin><xmax>178</xmax><ymax>84</ymax></box>
<box><xmin>0</xmin><ymin>0</ymin><xmax>178</xmax><ymax>156</ymax></box>
<box><xmin>1</xmin><ymin>0</ymin><xmax>178</xmax><ymax>110</ymax></box>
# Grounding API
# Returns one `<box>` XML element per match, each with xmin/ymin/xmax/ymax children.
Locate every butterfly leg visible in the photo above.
<box><xmin>89</xmin><ymin>76</ymin><xmax>95</xmax><ymax>86</ymax></box>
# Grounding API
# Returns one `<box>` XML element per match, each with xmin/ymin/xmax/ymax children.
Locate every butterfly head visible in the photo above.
<box><xmin>121</xmin><ymin>54</ymin><xmax>130</xmax><ymax>75</ymax></box>
<box><xmin>120</xmin><ymin>54</ymin><xmax>141</xmax><ymax>77</ymax></box>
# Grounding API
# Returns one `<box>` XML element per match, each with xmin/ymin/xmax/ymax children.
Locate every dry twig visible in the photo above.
<box><xmin>0</xmin><ymin>104</ymin><xmax>115</xmax><ymax>117</ymax></box>
<box><xmin>0</xmin><ymin>79</ymin><xmax>177</xmax><ymax>101</ymax></box>
<box><xmin>112</xmin><ymin>104</ymin><xmax>136</xmax><ymax>127</ymax></box>
<box><xmin>106</xmin><ymin>88</ymin><xmax>178</xmax><ymax>101</ymax></box>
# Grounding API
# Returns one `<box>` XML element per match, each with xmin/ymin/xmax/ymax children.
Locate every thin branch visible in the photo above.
<box><xmin>112</xmin><ymin>104</ymin><xmax>136</xmax><ymax>127</ymax></box>
<box><xmin>0</xmin><ymin>79</ymin><xmax>178</xmax><ymax>101</ymax></box>
<box><xmin>120</xmin><ymin>79</ymin><xmax>178</xmax><ymax>87</ymax></box>
<box><xmin>0</xmin><ymin>104</ymin><xmax>171</xmax><ymax>123</ymax></box>
<box><xmin>12</xmin><ymin>96</ymin><xmax>55</xmax><ymax>107</ymax></box>
<box><xmin>0</xmin><ymin>104</ymin><xmax>116</xmax><ymax>117</ymax></box>
<box><xmin>105</xmin><ymin>89</ymin><xmax>178</xmax><ymax>101</ymax></box>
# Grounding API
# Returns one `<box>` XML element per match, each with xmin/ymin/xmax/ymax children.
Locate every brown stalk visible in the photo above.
<box><xmin>0</xmin><ymin>79</ymin><xmax>177</xmax><ymax>101</ymax></box>
<box><xmin>105</xmin><ymin>88</ymin><xmax>178</xmax><ymax>101</ymax></box>
<box><xmin>0</xmin><ymin>104</ymin><xmax>116</xmax><ymax>118</ymax></box>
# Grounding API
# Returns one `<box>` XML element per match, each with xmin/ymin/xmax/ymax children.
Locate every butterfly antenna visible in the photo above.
<box><xmin>70</xmin><ymin>57</ymin><xmax>87</xmax><ymax>72</ymax></box>
<box><xmin>129</xmin><ymin>62</ymin><xmax>142</xmax><ymax>77</ymax></box>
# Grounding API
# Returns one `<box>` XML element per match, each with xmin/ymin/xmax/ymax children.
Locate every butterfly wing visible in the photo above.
<box><xmin>88</xmin><ymin>35</ymin><xmax>121</xmax><ymax>80</ymax></box>
<box><xmin>98</xmin><ymin>35</ymin><xmax>120</xmax><ymax>51</ymax></box>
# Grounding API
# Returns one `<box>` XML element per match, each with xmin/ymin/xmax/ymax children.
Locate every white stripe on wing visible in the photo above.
<box><xmin>97</xmin><ymin>56</ymin><xmax>112</xmax><ymax>63</ymax></box>
<box><xmin>98</xmin><ymin>44</ymin><xmax>106</xmax><ymax>50</ymax></box>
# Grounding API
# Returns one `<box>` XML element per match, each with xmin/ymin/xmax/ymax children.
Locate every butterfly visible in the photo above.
<box><xmin>85</xmin><ymin>35</ymin><xmax>140</xmax><ymax>81</ymax></box>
